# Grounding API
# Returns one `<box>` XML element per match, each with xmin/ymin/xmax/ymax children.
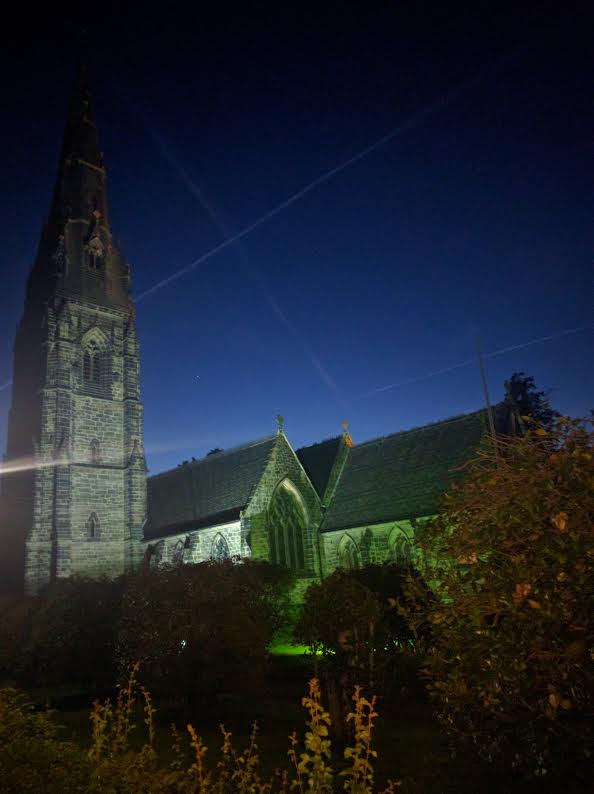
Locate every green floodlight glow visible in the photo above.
<box><xmin>270</xmin><ymin>642</ymin><xmax>312</xmax><ymax>656</ymax></box>
<box><xmin>269</xmin><ymin>642</ymin><xmax>328</xmax><ymax>656</ymax></box>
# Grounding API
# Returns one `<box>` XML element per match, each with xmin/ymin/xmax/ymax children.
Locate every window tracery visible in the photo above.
<box><xmin>338</xmin><ymin>535</ymin><xmax>361</xmax><ymax>570</ymax></box>
<box><xmin>211</xmin><ymin>533</ymin><xmax>230</xmax><ymax>561</ymax></box>
<box><xmin>268</xmin><ymin>481</ymin><xmax>307</xmax><ymax>570</ymax></box>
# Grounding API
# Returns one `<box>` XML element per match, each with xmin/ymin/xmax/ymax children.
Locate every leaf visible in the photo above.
<box><xmin>536</xmin><ymin>427</ymin><xmax>547</xmax><ymax>436</ymax></box>
<box><xmin>552</xmin><ymin>511</ymin><xmax>568</xmax><ymax>532</ymax></box>
<box><xmin>565</xmin><ymin>640</ymin><xmax>584</xmax><ymax>657</ymax></box>
<box><xmin>527</xmin><ymin>600</ymin><xmax>541</xmax><ymax>609</ymax></box>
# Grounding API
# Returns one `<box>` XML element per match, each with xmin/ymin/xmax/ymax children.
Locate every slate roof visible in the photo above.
<box><xmin>296</xmin><ymin>436</ymin><xmax>342</xmax><ymax>498</ymax></box>
<box><xmin>320</xmin><ymin>406</ymin><xmax>508</xmax><ymax>533</ymax></box>
<box><xmin>144</xmin><ymin>436</ymin><xmax>276</xmax><ymax>540</ymax></box>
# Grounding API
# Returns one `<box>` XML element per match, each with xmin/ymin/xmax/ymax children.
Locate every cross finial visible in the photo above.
<box><xmin>342</xmin><ymin>419</ymin><xmax>354</xmax><ymax>447</ymax></box>
<box><xmin>276</xmin><ymin>414</ymin><xmax>284</xmax><ymax>433</ymax></box>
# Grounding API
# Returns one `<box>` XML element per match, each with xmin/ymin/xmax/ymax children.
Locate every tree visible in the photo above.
<box><xmin>404</xmin><ymin>418</ymin><xmax>594</xmax><ymax>782</ymax></box>
<box><xmin>116</xmin><ymin>559</ymin><xmax>293</xmax><ymax>710</ymax></box>
<box><xmin>505</xmin><ymin>372</ymin><xmax>559</xmax><ymax>429</ymax></box>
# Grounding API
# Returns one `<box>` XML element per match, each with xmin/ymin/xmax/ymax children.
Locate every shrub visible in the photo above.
<box><xmin>404</xmin><ymin>418</ymin><xmax>594</xmax><ymax>781</ymax></box>
<box><xmin>0</xmin><ymin>595</ymin><xmax>35</xmax><ymax>682</ymax></box>
<box><xmin>116</xmin><ymin>559</ymin><xmax>293</xmax><ymax>709</ymax></box>
<box><xmin>18</xmin><ymin>577</ymin><xmax>124</xmax><ymax>692</ymax></box>
<box><xmin>296</xmin><ymin>566</ymin><xmax>428</xmax><ymax>715</ymax></box>
<box><xmin>0</xmin><ymin>688</ymin><xmax>88</xmax><ymax>792</ymax></box>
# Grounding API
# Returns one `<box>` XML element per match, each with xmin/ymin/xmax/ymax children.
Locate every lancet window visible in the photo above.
<box><xmin>86</xmin><ymin>512</ymin><xmax>100</xmax><ymax>540</ymax></box>
<box><xmin>211</xmin><ymin>533</ymin><xmax>230</xmax><ymax>561</ymax></box>
<box><xmin>83</xmin><ymin>340</ymin><xmax>102</xmax><ymax>385</ymax></box>
<box><xmin>268</xmin><ymin>481</ymin><xmax>307</xmax><ymax>571</ymax></box>
<box><xmin>337</xmin><ymin>536</ymin><xmax>361</xmax><ymax>570</ymax></box>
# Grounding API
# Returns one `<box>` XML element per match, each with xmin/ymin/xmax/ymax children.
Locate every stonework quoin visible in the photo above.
<box><xmin>0</xmin><ymin>67</ymin><xmax>146</xmax><ymax>595</ymax></box>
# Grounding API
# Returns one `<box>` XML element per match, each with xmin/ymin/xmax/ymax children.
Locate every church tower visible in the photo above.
<box><xmin>1</xmin><ymin>67</ymin><xmax>146</xmax><ymax>594</ymax></box>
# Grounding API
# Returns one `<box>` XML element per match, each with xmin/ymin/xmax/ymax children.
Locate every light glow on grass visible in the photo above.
<box><xmin>270</xmin><ymin>642</ymin><xmax>331</xmax><ymax>657</ymax></box>
<box><xmin>269</xmin><ymin>642</ymin><xmax>312</xmax><ymax>656</ymax></box>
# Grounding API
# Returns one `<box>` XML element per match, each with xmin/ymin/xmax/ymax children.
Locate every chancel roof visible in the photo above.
<box><xmin>296</xmin><ymin>436</ymin><xmax>342</xmax><ymax>498</ymax></box>
<box><xmin>320</xmin><ymin>406</ymin><xmax>509</xmax><ymax>533</ymax></box>
<box><xmin>144</xmin><ymin>436</ymin><xmax>276</xmax><ymax>539</ymax></box>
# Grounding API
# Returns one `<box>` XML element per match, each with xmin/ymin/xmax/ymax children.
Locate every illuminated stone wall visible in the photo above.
<box><xmin>244</xmin><ymin>432</ymin><xmax>322</xmax><ymax>580</ymax></box>
<box><xmin>143</xmin><ymin>519</ymin><xmax>242</xmax><ymax>566</ymax></box>
<box><xmin>320</xmin><ymin>519</ymin><xmax>420</xmax><ymax>573</ymax></box>
<box><xmin>22</xmin><ymin>300</ymin><xmax>146</xmax><ymax>594</ymax></box>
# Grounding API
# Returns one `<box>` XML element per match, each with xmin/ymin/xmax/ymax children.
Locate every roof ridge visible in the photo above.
<box><xmin>296</xmin><ymin>436</ymin><xmax>342</xmax><ymax>453</ymax></box>
<box><xmin>149</xmin><ymin>434</ymin><xmax>277</xmax><ymax>479</ymax></box>
<box><xmin>350</xmin><ymin>406</ymin><xmax>498</xmax><ymax>451</ymax></box>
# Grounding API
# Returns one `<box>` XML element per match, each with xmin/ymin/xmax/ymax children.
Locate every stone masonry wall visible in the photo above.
<box><xmin>142</xmin><ymin>520</ymin><xmax>242</xmax><ymax>566</ymax></box>
<box><xmin>321</xmin><ymin>518</ymin><xmax>420</xmax><ymax>573</ymax></box>
<box><xmin>244</xmin><ymin>431</ymin><xmax>322</xmax><ymax>581</ymax></box>
<box><xmin>24</xmin><ymin>297</ymin><xmax>146</xmax><ymax>594</ymax></box>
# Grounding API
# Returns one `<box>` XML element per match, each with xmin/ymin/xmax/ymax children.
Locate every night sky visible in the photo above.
<box><xmin>1</xmin><ymin>2</ymin><xmax>592</xmax><ymax>475</ymax></box>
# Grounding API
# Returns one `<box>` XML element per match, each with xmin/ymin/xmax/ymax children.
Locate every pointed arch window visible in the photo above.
<box><xmin>338</xmin><ymin>536</ymin><xmax>361</xmax><ymax>570</ymax></box>
<box><xmin>171</xmin><ymin>540</ymin><xmax>185</xmax><ymax>566</ymax></box>
<box><xmin>90</xmin><ymin>438</ymin><xmax>100</xmax><ymax>463</ymax></box>
<box><xmin>87</xmin><ymin>236</ymin><xmax>104</xmax><ymax>272</ymax></box>
<box><xmin>211</xmin><ymin>533</ymin><xmax>230</xmax><ymax>561</ymax></box>
<box><xmin>83</xmin><ymin>339</ymin><xmax>102</xmax><ymax>385</ymax></box>
<box><xmin>86</xmin><ymin>512</ymin><xmax>100</xmax><ymax>540</ymax></box>
<box><xmin>268</xmin><ymin>481</ymin><xmax>307</xmax><ymax>571</ymax></box>
<box><xmin>388</xmin><ymin>526</ymin><xmax>413</xmax><ymax>566</ymax></box>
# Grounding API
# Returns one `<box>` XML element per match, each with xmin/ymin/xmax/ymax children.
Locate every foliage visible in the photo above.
<box><xmin>116</xmin><ymin>559</ymin><xmax>293</xmax><ymax>708</ymax></box>
<box><xmin>18</xmin><ymin>577</ymin><xmax>124</xmax><ymax>691</ymax></box>
<box><xmin>0</xmin><ymin>687</ymin><xmax>88</xmax><ymax>792</ymax></box>
<box><xmin>0</xmin><ymin>667</ymin><xmax>399</xmax><ymax>792</ymax></box>
<box><xmin>296</xmin><ymin>566</ymin><xmax>428</xmax><ymax>711</ymax></box>
<box><xmin>0</xmin><ymin>594</ymin><xmax>35</xmax><ymax>682</ymax></box>
<box><xmin>404</xmin><ymin>418</ymin><xmax>594</xmax><ymax>780</ymax></box>
<box><xmin>295</xmin><ymin>571</ymin><xmax>381</xmax><ymax>665</ymax></box>
<box><xmin>505</xmin><ymin>372</ymin><xmax>559</xmax><ymax>430</ymax></box>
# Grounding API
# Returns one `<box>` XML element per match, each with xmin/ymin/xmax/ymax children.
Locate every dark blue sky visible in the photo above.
<box><xmin>1</xmin><ymin>2</ymin><xmax>592</xmax><ymax>474</ymax></box>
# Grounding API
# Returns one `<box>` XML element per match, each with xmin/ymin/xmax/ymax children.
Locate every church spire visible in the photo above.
<box><xmin>30</xmin><ymin>65</ymin><xmax>132</xmax><ymax>310</ymax></box>
<box><xmin>49</xmin><ymin>64</ymin><xmax>109</xmax><ymax>229</ymax></box>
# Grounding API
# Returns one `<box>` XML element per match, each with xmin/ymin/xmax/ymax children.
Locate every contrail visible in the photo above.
<box><xmin>136</xmin><ymin>46</ymin><xmax>524</xmax><ymax>304</ymax></box>
<box><xmin>354</xmin><ymin>325</ymin><xmax>593</xmax><ymax>400</ymax></box>
<box><xmin>0</xmin><ymin>381</ymin><xmax>12</xmax><ymax>393</ymax></box>
<box><xmin>138</xmin><ymin>121</ymin><xmax>346</xmax><ymax>405</ymax></box>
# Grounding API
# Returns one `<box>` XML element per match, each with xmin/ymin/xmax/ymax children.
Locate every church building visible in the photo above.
<box><xmin>0</xmin><ymin>70</ymin><xmax>515</xmax><ymax>596</ymax></box>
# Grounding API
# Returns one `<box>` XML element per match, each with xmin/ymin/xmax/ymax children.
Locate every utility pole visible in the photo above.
<box><xmin>475</xmin><ymin>337</ymin><xmax>498</xmax><ymax>455</ymax></box>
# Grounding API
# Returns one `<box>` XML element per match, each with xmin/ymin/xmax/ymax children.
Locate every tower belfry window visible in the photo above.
<box><xmin>83</xmin><ymin>340</ymin><xmax>101</xmax><ymax>385</ymax></box>
<box><xmin>86</xmin><ymin>512</ymin><xmax>100</xmax><ymax>540</ymax></box>
<box><xmin>87</xmin><ymin>236</ymin><xmax>104</xmax><ymax>272</ymax></box>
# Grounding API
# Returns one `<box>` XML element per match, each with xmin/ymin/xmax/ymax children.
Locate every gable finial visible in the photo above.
<box><xmin>276</xmin><ymin>414</ymin><xmax>284</xmax><ymax>434</ymax></box>
<box><xmin>342</xmin><ymin>419</ymin><xmax>354</xmax><ymax>448</ymax></box>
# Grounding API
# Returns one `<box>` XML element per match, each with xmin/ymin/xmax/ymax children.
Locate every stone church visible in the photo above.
<box><xmin>0</xmin><ymin>70</ymin><xmax>515</xmax><ymax>596</ymax></box>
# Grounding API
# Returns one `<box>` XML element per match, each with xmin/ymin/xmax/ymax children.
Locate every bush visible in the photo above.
<box><xmin>405</xmin><ymin>418</ymin><xmax>594</xmax><ymax>781</ymax></box>
<box><xmin>0</xmin><ymin>595</ymin><xmax>35</xmax><ymax>683</ymax></box>
<box><xmin>116</xmin><ymin>559</ymin><xmax>293</xmax><ymax>709</ymax></box>
<box><xmin>0</xmin><ymin>688</ymin><xmax>88</xmax><ymax>792</ymax></box>
<box><xmin>18</xmin><ymin>577</ymin><xmax>124</xmax><ymax>692</ymax></box>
